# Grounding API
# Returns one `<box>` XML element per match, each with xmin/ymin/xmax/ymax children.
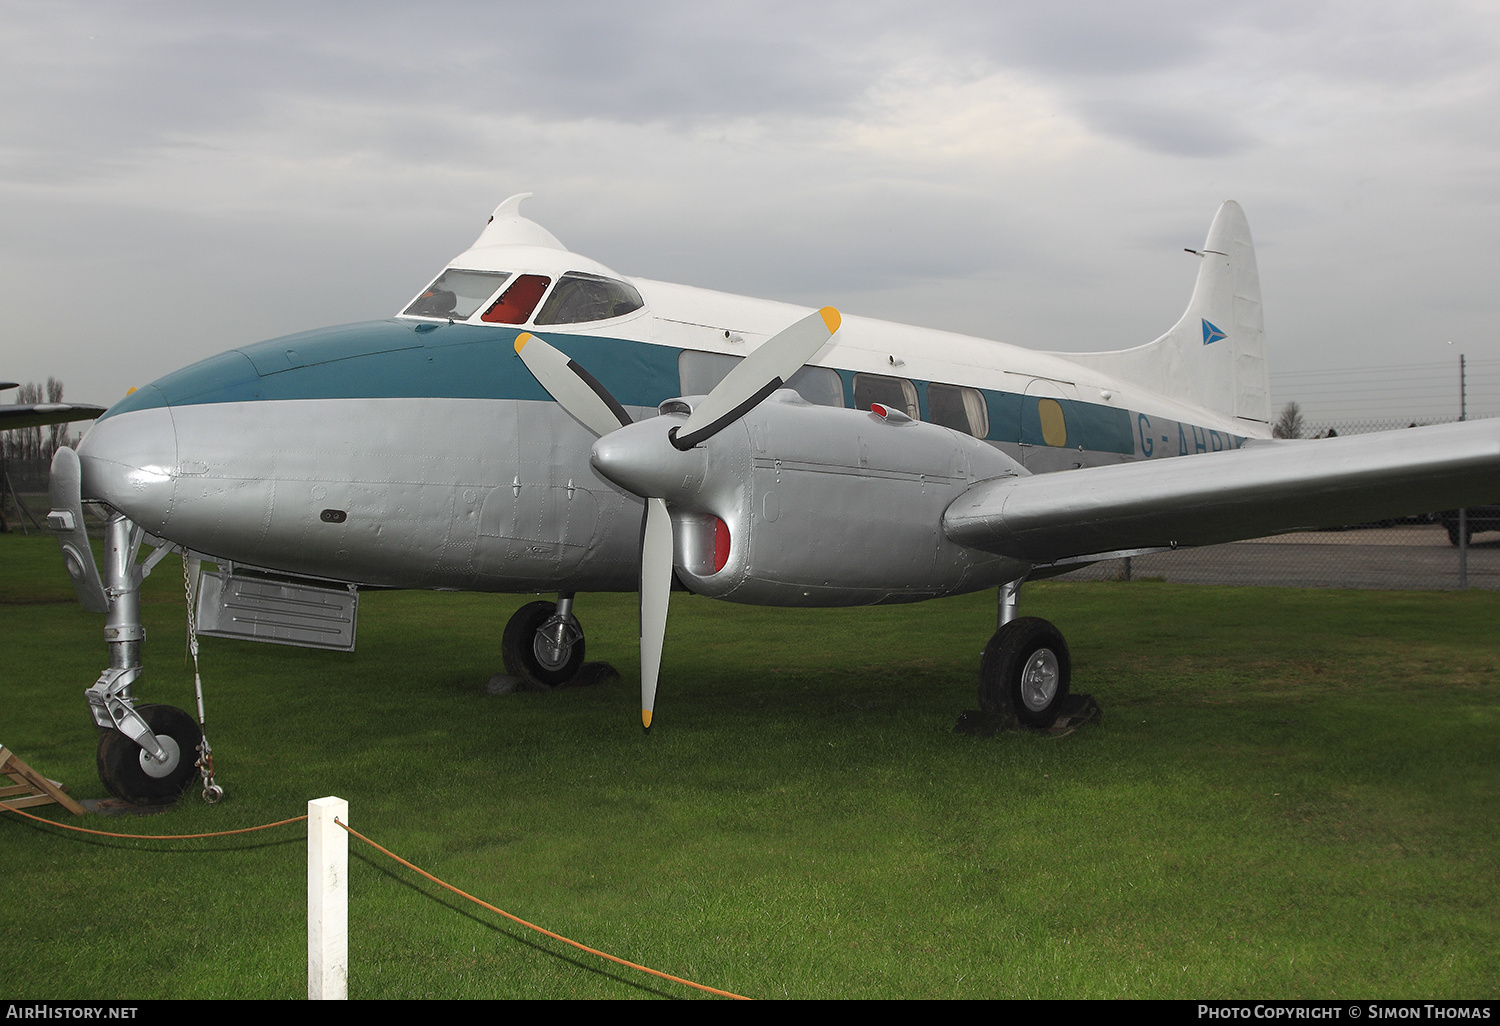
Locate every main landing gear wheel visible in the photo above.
<box><xmin>502</xmin><ymin>600</ymin><xmax>586</xmax><ymax>690</ymax></box>
<box><xmin>96</xmin><ymin>703</ymin><xmax>201</xmax><ymax>806</ymax></box>
<box><xmin>979</xmin><ymin>617</ymin><xmax>1071</xmax><ymax>729</ymax></box>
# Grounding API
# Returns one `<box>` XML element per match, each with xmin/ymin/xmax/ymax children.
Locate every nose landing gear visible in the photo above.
<box><xmin>96</xmin><ymin>703</ymin><xmax>200</xmax><ymax>806</ymax></box>
<box><xmin>54</xmin><ymin>482</ymin><xmax>211</xmax><ymax>805</ymax></box>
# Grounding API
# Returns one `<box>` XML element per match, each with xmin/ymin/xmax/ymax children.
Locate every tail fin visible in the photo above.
<box><xmin>1056</xmin><ymin>200</ymin><xmax>1270</xmax><ymax>432</ymax></box>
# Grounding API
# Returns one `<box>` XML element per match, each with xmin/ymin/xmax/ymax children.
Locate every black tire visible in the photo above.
<box><xmin>1445</xmin><ymin>521</ymin><xmax>1471</xmax><ymax>547</ymax></box>
<box><xmin>978</xmin><ymin>617</ymin><xmax>1071</xmax><ymax>728</ymax></box>
<box><xmin>96</xmin><ymin>704</ymin><xmax>200</xmax><ymax>806</ymax></box>
<box><xmin>501</xmin><ymin>600</ymin><xmax>586</xmax><ymax>690</ymax></box>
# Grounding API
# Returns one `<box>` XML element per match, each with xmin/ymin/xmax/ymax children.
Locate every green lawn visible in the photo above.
<box><xmin>2</xmin><ymin>532</ymin><xmax>1496</xmax><ymax>999</ymax></box>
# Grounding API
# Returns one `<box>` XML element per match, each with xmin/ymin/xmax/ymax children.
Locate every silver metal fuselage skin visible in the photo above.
<box><xmin>79</xmin><ymin>392</ymin><xmax>643</xmax><ymax>593</ymax></box>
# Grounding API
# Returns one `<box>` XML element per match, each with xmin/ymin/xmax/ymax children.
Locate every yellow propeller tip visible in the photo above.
<box><xmin>514</xmin><ymin>332</ymin><xmax>532</xmax><ymax>354</ymax></box>
<box><xmin>819</xmin><ymin>307</ymin><xmax>841</xmax><ymax>334</ymax></box>
<box><xmin>642</xmin><ymin>709</ymin><xmax>653</xmax><ymax>730</ymax></box>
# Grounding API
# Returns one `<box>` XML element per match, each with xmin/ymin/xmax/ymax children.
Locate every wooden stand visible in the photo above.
<box><xmin>0</xmin><ymin>745</ymin><xmax>86</xmax><ymax>815</ymax></box>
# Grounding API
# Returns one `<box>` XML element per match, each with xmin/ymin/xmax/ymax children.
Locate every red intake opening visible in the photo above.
<box><xmin>713</xmin><ymin>516</ymin><xmax>730</xmax><ymax>574</ymax></box>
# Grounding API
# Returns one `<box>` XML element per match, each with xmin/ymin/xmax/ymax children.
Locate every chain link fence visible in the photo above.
<box><xmin>0</xmin><ymin>457</ymin><xmax>53</xmax><ymax>533</ymax></box>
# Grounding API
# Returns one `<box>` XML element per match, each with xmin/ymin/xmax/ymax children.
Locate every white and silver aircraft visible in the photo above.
<box><xmin>49</xmin><ymin>196</ymin><xmax>1500</xmax><ymax>804</ymax></box>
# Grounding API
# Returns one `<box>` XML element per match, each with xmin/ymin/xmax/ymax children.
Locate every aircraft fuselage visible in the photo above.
<box><xmin>76</xmin><ymin>300</ymin><xmax>1253</xmax><ymax>605</ymax></box>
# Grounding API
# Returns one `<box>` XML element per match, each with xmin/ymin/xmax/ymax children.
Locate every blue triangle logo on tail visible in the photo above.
<box><xmin>1201</xmin><ymin>318</ymin><xmax>1227</xmax><ymax>345</ymax></box>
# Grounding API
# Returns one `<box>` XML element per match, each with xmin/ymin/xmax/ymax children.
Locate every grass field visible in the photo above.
<box><xmin>2</xmin><ymin>531</ymin><xmax>1497</xmax><ymax>999</ymax></box>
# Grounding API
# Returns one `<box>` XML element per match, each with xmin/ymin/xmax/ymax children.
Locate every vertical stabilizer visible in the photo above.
<box><xmin>1056</xmin><ymin>201</ymin><xmax>1270</xmax><ymax>431</ymax></box>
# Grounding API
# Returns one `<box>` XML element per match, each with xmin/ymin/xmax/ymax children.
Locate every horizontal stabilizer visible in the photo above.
<box><xmin>944</xmin><ymin>420</ymin><xmax>1500</xmax><ymax>564</ymax></box>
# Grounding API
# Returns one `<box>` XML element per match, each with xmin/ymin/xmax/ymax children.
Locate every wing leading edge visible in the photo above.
<box><xmin>943</xmin><ymin>420</ymin><xmax>1500</xmax><ymax>566</ymax></box>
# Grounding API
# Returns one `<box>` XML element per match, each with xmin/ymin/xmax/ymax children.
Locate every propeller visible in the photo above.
<box><xmin>513</xmin><ymin>306</ymin><xmax>840</xmax><ymax>729</ymax></box>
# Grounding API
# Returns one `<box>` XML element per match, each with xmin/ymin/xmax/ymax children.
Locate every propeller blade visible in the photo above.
<box><xmin>514</xmin><ymin>332</ymin><xmax>632</xmax><ymax>437</ymax></box>
<box><xmin>639</xmin><ymin>496</ymin><xmax>673</xmax><ymax>730</ymax></box>
<box><xmin>672</xmin><ymin>307</ymin><xmax>840</xmax><ymax>450</ymax></box>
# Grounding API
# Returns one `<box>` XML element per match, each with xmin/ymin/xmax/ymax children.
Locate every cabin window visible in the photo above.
<box><xmin>678</xmin><ymin>350</ymin><xmax>736</xmax><ymax>396</ymax></box>
<box><xmin>481</xmin><ymin>274</ymin><xmax>552</xmax><ymax>324</ymax></box>
<box><xmin>678</xmin><ymin>351</ymin><xmax>843</xmax><ymax>408</ymax></box>
<box><xmin>786</xmin><ymin>366</ymin><xmax>843</xmax><ymax>408</ymax></box>
<box><xmin>403</xmin><ymin>269</ymin><xmax>511</xmax><ymax>320</ymax></box>
<box><xmin>927</xmin><ymin>383</ymin><xmax>989</xmax><ymax>438</ymax></box>
<box><xmin>852</xmin><ymin>373</ymin><xmax>919</xmax><ymax>420</ymax></box>
<box><xmin>535</xmin><ymin>272</ymin><xmax>644</xmax><ymax>325</ymax></box>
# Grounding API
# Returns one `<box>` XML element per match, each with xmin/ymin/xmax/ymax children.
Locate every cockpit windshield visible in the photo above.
<box><xmin>403</xmin><ymin>269</ymin><xmax>511</xmax><ymax>320</ymax></box>
<box><xmin>535</xmin><ymin>272</ymin><xmax>644</xmax><ymax>325</ymax></box>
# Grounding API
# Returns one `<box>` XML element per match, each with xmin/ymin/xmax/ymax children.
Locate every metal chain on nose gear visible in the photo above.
<box><xmin>183</xmin><ymin>553</ymin><xmax>224</xmax><ymax>803</ymax></box>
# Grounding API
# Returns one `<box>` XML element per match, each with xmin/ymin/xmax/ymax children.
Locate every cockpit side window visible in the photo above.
<box><xmin>535</xmin><ymin>272</ymin><xmax>644</xmax><ymax>325</ymax></box>
<box><xmin>403</xmin><ymin>269</ymin><xmax>511</xmax><ymax>320</ymax></box>
<box><xmin>480</xmin><ymin>274</ymin><xmax>552</xmax><ymax>324</ymax></box>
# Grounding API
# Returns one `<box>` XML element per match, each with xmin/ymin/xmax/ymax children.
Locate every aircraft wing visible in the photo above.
<box><xmin>0</xmin><ymin>404</ymin><xmax>107</xmax><ymax>431</ymax></box>
<box><xmin>944</xmin><ymin>419</ymin><xmax>1500</xmax><ymax>565</ymax></box>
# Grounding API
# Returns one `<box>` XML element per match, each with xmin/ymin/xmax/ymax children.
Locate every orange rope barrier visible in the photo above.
<box><xmin>335</xmin><ymin>818</ymin><xmax>751</xmax><ymax>1001</ymax></box>
<box><xmin>2</xmin><ymin>798</ymin><xmax>747</xmax><ymax>999</ymax></box>
<box><xmin>0</xmin><ymin>799</ymin><xmax>306</xmax><ymax>839</ymax></box>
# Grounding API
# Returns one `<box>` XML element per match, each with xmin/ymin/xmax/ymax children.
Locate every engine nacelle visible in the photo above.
<box><xmin>663</xmin><ymin>391</ymin><xmax>1029</xmax><ymax>606</ymax></box>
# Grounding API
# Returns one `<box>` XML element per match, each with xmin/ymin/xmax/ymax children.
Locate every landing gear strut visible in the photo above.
<box><xmin>83</xmin><ymin>512</ymin><xmax>201</xmax><ymax>803</ymax></box>
<box><xmin>502</xmin><ymin>594</ymin><xmax>586</xmax><ymax>689</ymax></box>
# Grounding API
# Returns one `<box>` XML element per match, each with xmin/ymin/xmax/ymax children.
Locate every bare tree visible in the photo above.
<box><xmin>0</xmin><ymin>378</ymin><xmax>73</xmax><ymax>532</ymax></box>
<box><xmin>1272</xmin><ymin>401</ymin><xmax>1305</xmax><ymax>439</ymax></box>
<box><xmin>2</xmin><ymin>382</ymin><xmax>42</xmax><ymax>460</ymax></box>
<box><xmin>1</xmin><ymin>378</ymin><xmax>73</xmax><ymax>462</ymax></box>
<box><xmin>47</xmin><ymin>376</ymin><xmax>66</xmax><ymax>455</ymax></box>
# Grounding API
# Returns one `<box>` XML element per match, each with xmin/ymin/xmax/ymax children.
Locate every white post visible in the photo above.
<box><xmin>308</xmin><ymin>796</ymin><xmax>349</xmax><ymax>1000</ymax></box>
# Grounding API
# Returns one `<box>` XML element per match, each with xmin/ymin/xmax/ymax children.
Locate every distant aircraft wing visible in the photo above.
<box><xmin>944</xmin><ymin>419</ymin><xmax>1500</xmax><ymax>565</ymax></box>
<box><xmin>0</xmin><ymin>404</ymin><xmax>107</xmax><ymax>431</ymax></box>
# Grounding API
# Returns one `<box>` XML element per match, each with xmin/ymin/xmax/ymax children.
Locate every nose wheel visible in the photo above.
<box><xmin>502</xmin><ymin>599</ymin><xmax>586</xmax><ymax>690</ymax></box>
<box><xmin>979</xmin><ymin>617</ymin><xmax>1071</xmax><ymax>728</ymax></box>
<box><xmin>96</xmin><ymin>703</ymin><xmax>201</xmax><ymax>806</ymax></box>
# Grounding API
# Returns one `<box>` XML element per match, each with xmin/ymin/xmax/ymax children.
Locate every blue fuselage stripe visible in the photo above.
<box><xmin>103</xmin><ymin>319</ymin><xmax>1228</xmax><ymax>456</ymax></box>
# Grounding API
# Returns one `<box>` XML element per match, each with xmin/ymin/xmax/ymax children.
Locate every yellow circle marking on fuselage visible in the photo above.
<box><xmin>1038</xmin><ymin>398</ymin><xmax>1068</xmax><ymax>447</ymax></box>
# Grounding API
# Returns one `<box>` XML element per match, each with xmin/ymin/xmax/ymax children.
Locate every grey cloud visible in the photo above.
<box><xmin>1074</xmin><ymin>99</ymin><xmax>1256</xmax><ymax>158</ymax></box>
<box><xmin>948</xmin><ymin>0</ymin><xmax>1211</xmax><ymax>77</ymax></box>
<box><xmin>3</xmin><ymin>1</ymin><xmax>1499</xmax><ymax>419</ymax></box>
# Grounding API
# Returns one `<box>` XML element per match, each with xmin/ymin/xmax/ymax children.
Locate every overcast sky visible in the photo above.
<box><xmin>3</xmin><ymin>1</ymin><xmax>1498</xmax><ymax>426</ymax></box>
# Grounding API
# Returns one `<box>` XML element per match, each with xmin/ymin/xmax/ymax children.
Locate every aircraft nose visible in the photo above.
<box><xmin>75</xmin><ymin>397</ymin><xmax>178</xmax><ymax>534</ymax></box>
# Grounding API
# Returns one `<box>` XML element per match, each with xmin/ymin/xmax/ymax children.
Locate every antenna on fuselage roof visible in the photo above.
<box><xmin>488</xmin><ymin>192</ymin><xmax>532</xmax><ymax>224</ymax></box>
<box><xmin>471</xmin><ymin>192</ymin><xmax>566</xmax><ymax>251</ymax></box>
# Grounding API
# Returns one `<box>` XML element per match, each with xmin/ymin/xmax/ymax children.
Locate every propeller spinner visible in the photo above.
<box><xmin>513</xmin><ymin>306</ymin><xmax>840</xmax><ymax>728</ymax></box>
